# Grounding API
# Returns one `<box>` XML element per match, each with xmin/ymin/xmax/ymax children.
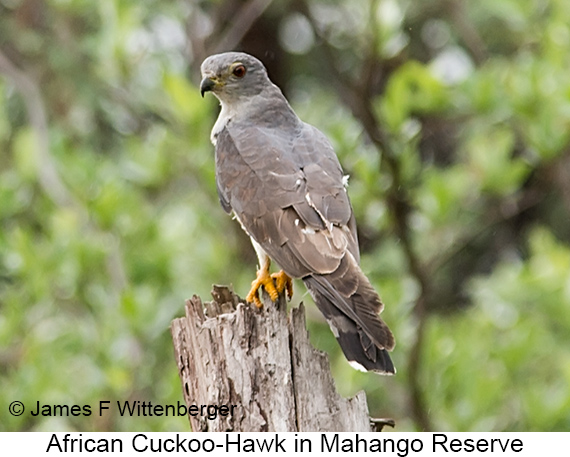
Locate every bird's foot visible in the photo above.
<box><xmin>246</xmin><ymin>268</ymin><xmax>293</xmax><ymax>308</ymax></box>
<box><xmin>246</xmin><ymin>267</ymin><xmax>278</xmax><ymax>308</ymax></box>
<box><xmin>271</xmin><ymin>270</ymin><xmax>293</xmax><ymax>301</ymax></box>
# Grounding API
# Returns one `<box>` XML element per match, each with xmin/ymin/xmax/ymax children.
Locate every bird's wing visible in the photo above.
<box><xmin>216</xmin><ymin>121</ymin><xmax>357</xmax><ymax>272</ymax></box>
<box><xmin>215</xmin><ymin>123</ymin><xmax>394</xmax><ymax>357</ymax></box>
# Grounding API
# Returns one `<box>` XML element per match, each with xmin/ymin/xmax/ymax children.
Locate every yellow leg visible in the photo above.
<box><xmin>246</xmin><ymin>260</ymin><xmax>293</xmax><ymax>308</ymax></box>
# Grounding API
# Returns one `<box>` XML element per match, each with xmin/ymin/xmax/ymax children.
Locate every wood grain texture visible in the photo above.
<box><xmin>171</xmin><ymin>285</ymin><xmax>374</xmax><ymax>432</ymax></box>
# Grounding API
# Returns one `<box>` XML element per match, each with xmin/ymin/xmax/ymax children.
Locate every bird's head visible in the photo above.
<box><xmin>200</xmin><ymin>52</ymin><xmax>269</xmax><ymax>102</ymax></box>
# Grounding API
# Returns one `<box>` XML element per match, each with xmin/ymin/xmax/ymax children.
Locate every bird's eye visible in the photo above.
<box><xmin>232</xmin><ymin>64</ymin><xmax>246</xmax><ymax>78</ymax></box>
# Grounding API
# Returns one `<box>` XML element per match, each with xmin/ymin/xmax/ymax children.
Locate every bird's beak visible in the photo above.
<box><xmin>200</xmin><ymin>77</ymin><xmax>216</xmax><ymax>97</ymax></box>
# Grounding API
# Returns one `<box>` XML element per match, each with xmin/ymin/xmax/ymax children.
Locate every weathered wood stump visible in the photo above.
<box><xmin>171</xmin><ymin>285</ymin><xmax>391</xmax><ymax>432</ymax></box>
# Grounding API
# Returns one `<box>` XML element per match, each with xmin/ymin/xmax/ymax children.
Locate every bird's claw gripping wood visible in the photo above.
<box><xmin>271</xmin><ymin>270</ymin><xmax>293</xmax><ymax>301</ymax></box>
<box><xmin>246</xmin><ymin>268</ymin><xmax>293</xmax><ymax>308</ymax></box>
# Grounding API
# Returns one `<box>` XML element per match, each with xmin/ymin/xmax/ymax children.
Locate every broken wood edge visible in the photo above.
<box><xmin>171</xmin><ymin>285</ymin><xmax>394</xmax><ymax>432</ymax></box>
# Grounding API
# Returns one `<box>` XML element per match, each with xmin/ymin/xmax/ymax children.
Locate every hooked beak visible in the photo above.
<box><xmin>200</xmin><ymin>77</ymin><xmax>217</xmax><ymax>97</ymax></box>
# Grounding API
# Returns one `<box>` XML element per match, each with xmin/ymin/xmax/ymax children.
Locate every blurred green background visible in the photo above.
<box><xmin>1</xmin><ymin>0</ymin><xmax>570</xmax><ymax>432</ymax></box>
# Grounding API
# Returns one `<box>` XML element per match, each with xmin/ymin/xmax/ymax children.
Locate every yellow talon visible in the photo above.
<box><xmin>246</xmin><ymin>266</ymin><xmax>278</xmax><ymax>308</ymax></box>
<box><xmin>271</xmin><ymin>270</ymin><xmax>293</xmax><ymax>301</ymax></box>
<box><xmin>246</xmin><ymin>266</ymin><xmax>293</xmax><ymax>308</ymax></box>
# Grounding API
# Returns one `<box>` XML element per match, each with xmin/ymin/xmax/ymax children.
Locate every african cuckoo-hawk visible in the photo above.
<box><xmin>200</xmin><ymin>52</ymin><xmax>395</xmax><ymax>374</ymax></box>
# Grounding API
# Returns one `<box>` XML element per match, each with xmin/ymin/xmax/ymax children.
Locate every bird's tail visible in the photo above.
<box><xmin>302</xmin><ymin>256</ymin><xmax>395</xmax><ymax>375</ymax></box>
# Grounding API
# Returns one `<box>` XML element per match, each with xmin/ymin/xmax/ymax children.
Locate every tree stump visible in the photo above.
<box><xmin>171</xmin><ymin>285</ymin><xmax>387</xmax><ymax>432</ymax></box>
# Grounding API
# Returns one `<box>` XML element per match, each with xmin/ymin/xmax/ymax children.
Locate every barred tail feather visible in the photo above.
<box><xmin>303</xmin><ymin>266</ymin><xmax>395</xmax><ymax>375</ymax></box>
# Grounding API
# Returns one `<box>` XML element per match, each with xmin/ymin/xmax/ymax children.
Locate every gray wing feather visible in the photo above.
<box><xmin>217</xmin><ymin>121</ymin><xmax>358</xmax><ymax>273</ymax></box>
<box><xmin>215</xmin><ymin>122</ymin><xmax>394</xmax><ymax>370</ymax></box>
<box><xmin>227</xmin><ymin>123</ymin><xmax>356</xmax><ymax>239</ymax></box>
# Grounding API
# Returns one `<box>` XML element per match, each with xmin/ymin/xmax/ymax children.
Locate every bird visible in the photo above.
<box><xmin>200</xmin><ymin>51</ymin><xmax>395</xmax><ymax>374</ymax></box>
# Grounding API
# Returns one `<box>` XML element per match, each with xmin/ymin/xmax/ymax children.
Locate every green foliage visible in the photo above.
<box><xmin>1</xmin><ymin>0</ymin><xmax>569</xmax><ymax>432</ymax></box>
<box><xmin>379</xmin><ymin>61</ymin><xmax>450</xmax><ymax>133</ymax></box>
<box><xmin>426</xmin><ymin>227</ymin><xmax>570</xmax><ymax>431</ymax></box>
